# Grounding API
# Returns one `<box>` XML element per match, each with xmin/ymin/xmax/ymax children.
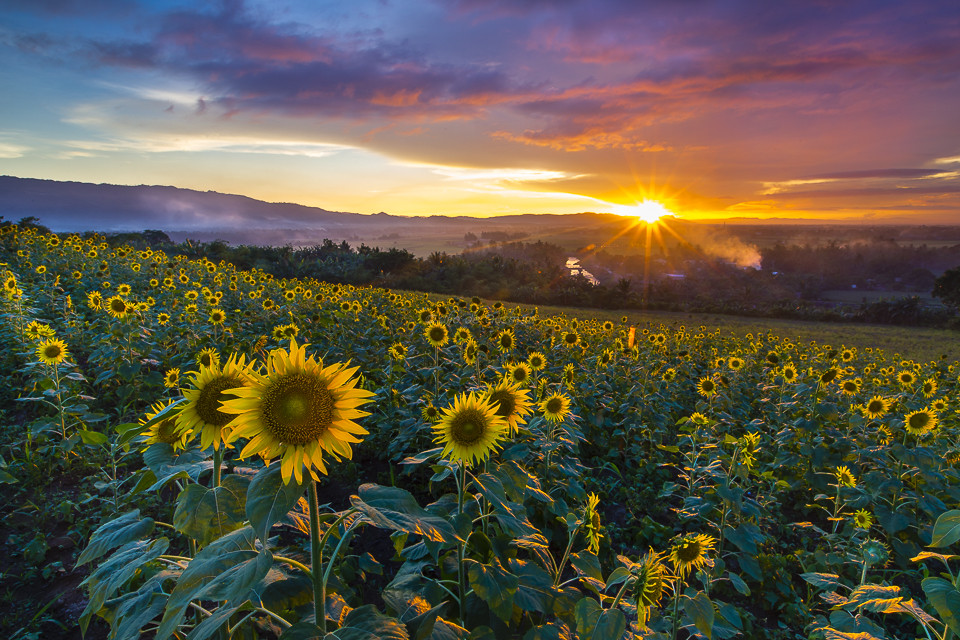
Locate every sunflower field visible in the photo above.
<box><xmin>2</xmin><ymin>223</ymin><xmax>960</xmax><ymax>640</ymax></box>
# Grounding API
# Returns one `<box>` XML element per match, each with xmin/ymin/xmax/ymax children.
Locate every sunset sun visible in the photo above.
<box><xmin>610</xmin><ymin>200</ymin><xmax>674</xmax><ymax>224</ymax></box>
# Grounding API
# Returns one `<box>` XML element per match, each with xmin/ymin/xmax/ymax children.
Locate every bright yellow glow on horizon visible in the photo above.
<box><xmin>609</xmin><ymin>200</ymin><xmax>674</xmax><ymax>224</ymax></box>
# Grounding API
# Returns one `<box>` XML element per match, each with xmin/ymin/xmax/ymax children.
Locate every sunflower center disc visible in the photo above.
<box><xmin>197</xmin><ymin>376</ymin><xmax>243</xmax><ymax>427</ymax></box>
<box><xmin>263</xmin><ymin>373</ymin><xmax>334</xmax><ymax>445</ymax></box>
<box><xmin>546</xmin><ymin>398</ymin><xmax>562</xmax><ymax>413</ymax></box>
<box><xmin>489</xmin><ymin>392</ymin><xmax>514</xmax><ymax>418</ymax></box>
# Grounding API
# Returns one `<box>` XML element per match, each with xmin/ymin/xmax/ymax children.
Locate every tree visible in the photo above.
<box><xmin>932</xmin><ymin>266</ymin><xmax>960</xmax><ymax>311</ymax></box>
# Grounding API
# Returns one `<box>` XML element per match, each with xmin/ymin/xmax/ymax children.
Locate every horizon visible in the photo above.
<box><xmin>1</xmin><ymin>1</ymin><xmax>959</xmax><ymax>224</ymax></box>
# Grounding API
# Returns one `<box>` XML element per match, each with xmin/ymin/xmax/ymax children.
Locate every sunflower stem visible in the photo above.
<box><xmin>671</xmin><ymin>577</ymin><xmax>685</xmax><ymax>640</ymax></box>
<box><xmin>308</xmin><ymin>479</ymin><xmax>326</xmax><ymax>634</ymax></box>
<box><xmin>458</xmin><ymin>461</ymin><xmax>467</xmax><ymax>626</ymax></box>
<box><xmin>212</xmin><ymin>446</ymin><xmax>223</xmax><ymax>488</ymax></box>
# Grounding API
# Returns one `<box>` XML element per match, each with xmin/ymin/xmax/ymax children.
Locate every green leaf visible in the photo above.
<box><xmin>351</xmin><ymin>484</ymin><xmax>457</xmax><ymax>544</ymax></box>
<box><xmin>930</xmin><ymin>510</ymin><xmax>960</xmax><ymax>548</ymax></box>
<box><xmin>78</xmin><ymin>429</ymin><xmax>109</xmax><ymax>446</ymax></box>
<box><xmin>325</xmin><ymin>605</ymin><xmax>409</xmax><ymax>640</ymax></box>
<box><xmin>467</xmin><ymin>557</ymin><xmax>519</xmax><ymax>623</ymax></box>
<box><xmin>728</xmin><ymin>572</ymin><xmax>751</xmax><ymax>596</ymax></box>
<box><xmin>155</xmin><ymin>527</ymin><xmax>272</xmax><ymax>640</ymax></box>
<box><xmin>279</xmin><ymin>621</ymin><xmax>323</xmax><ymax>639</ymax></box>
<box><xmin>686</xmin><ymin>592</ymin><xmax>714</xmax><ymax>640</ymax></box>
<box><xmin>726</xmin><ymin>523</ymin><xmax>763</xmax><ymax>554</ymax></box>
<box><xmin>922</xmin><ymin>577</ymin><xmax>960</xmax><ymax>635</ymax></box>
<box><xmin>77</xmin><ymin>510</ymin><xmax>155</xmax><ymax>566</ymax></box>
<box><xmin>98</xmin><ymin>575</ymin><xmax>170</xmax><ymax>640</ymax></box>
<box><xmin>801</xmin><ymin>572</ymin><xmax>842</xmax><ymax>590</ymax></box>
<box><xmin>523</xmin><ymin>623</ymin><xmax>566</xmax><ymax>640</ymax></box>
<box><xmin>574</xmin><ymin>597</ymin><xmax>625</xmax><ymax>640</ymax></box>
<box><xmin>79</xmin><ymin>538</ymin><xmax>169</xmax><ymax>634</ymax></box>
<box><xmin>846</xmin><ymin>584</ymin><xmax>902</xmax><ymax>613</ymax></box>
<box><xmin>509</xmin><ymin>558</ymin><xmax>556</xmax><ymax>615</ymax></box>
<box><xmin>246</xmin><ymin>462</ymin><xmax>307</xmax><ymax>543</ymax></box>
<box><xmin>173</xmin><ymin>474</ymin><xmax>249</xmax><ymax>546</ymax></box>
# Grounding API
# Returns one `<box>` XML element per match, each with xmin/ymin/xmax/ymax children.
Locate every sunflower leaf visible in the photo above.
<box><xmin>173</xmin><ymin>474</ymin><xmax>250</xmax><ymax>546</ymax></box>
<box><xmin>351</xmin><ymin>484</ymin><xmax>458</xmax><ymax>544</ymax></box>
<box><xmin>77</xmin><ymin>509</ymin><xmax>155</xmax><ymax>567</ymax></box>
<box><xmin>246</xmin><ymin>462</ymin><xmax>307</xmax><ymax>544</ymax></box>
<box><xmin>930</xmin><ymin>510</ymin><xmax>960</xmax><ymax>548</ymax></box>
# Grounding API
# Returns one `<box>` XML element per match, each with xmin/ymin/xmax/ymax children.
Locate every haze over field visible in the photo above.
<box><xmin>1</xmin><ymin>0</ymin><xmax>959</xmax><ymax>224</ymax></box>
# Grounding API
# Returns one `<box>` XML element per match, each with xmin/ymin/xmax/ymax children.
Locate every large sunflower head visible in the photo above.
<box><xmin>105</xmin><ymin>295</ymin><xmax>128</xmax><ymax>319</ymax></box>
<box><xmin>898</xmin><ymin>370</ymin><xmax>916</xmax><ymax>387</ymax></box>
<box><xmin>669</xmin><ymin>533</ymin><xmax>716</xmax><ymax>578</ymax></box>
<box><xmin>424</xmin><ymin>322</ymin><xmax>449</xmax><ymax>348</ymax></box>
<box><xmin>905</xmin><ymin>409</ymin><xmax>937</xmax><ymax>436</ymax></box>
<box><xmin>222</xmin><ymin>339</ymin><xmax>373</xmax><ymax>484</ymax></box>
<box><xmin>507</xmin><ymin>362</ymin><xmax>532</xmax><ymax>386</ymax></box>
<box><xmin>922</xmin><ymin>378</ymin><xmax>938</xmax><ymax>397</ymax></box>
<box><xmin>433</xmin><ymin>391</ymin><xmax>507</xmax><ymax>466</ymax></box>
<box><xmin>527</xmin><ymin>351</ymin><xmax>546</xmax><ymax>371</ymax></box>
<box><xmin>141</xmin><ymin>399</ymin><xmax>190</xmax><ymax>450</ymax></box>
<box><xmin>496</xmin><ymin>329</ymin><xmax>516</xmax><ymax>353</ymax></box>
<box><xmin>696</xmin><ymin>376</ymin><xmax>718</xmax><ymax>398</ymax></box>
<box><xmin>36</xmin><ymin>338</ymin><xmax>69</xmax><ymax>366</ymax></box>
<box><xmin>482</xmin><ymin>379</ymin><xmax>533</xmax><ymax>435</ymax></box>
<box><xmin>540</xmin><ymin>392</ymin><xmax>572</xmax><ymax>423</ymax></box>
<box><xmin>177</xmin><ymin>354</ymin><xmax>252</xmax><ymax>451</ymax></box>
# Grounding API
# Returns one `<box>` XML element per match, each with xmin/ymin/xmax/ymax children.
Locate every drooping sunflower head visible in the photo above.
<box><xmin>223</xmin><ymin>339</ymin><xmax>373</xmax><ymax>484</ymax></box>
<box><xmin>177</xmin><ymin>354</ymin><xmax>252</xmax><ymax>451</ymax></box>
<box><xmin>463</xmin><ymin>338</ymin><xmax>479</xmax><ymax>365</ymax></box>
<box><xmin>835</xmin><ymin>465</ymin><xmax>857</xmax><ymax>488</ymax></box>
<box><xmin>669</xmin><ymin>533</ymin><xmax>716</xmax><ymax>578</ymax></box>
<box><xmin>36</xmin><ymin>338</ymin><xmax>69</xmax><ymax>366</ymax></box>
<box><xmin>661</xmin><ymin>368</ymin><xmax>677</xmax><ymax>382</ymax></box>
<box><xmin>540</xmin><ymin>392</ymin><xmax>572</xmax><ymax>423</ymax></box>
<box><xmin>861</xmin><ymin>538</ymin><xmax>891</xmax><ymax>567</ymax></box>
<box><xmin>433</xmin><ymin>391</ymin><xmax>507</xmax><ymax>466</ymax></box>
<box><xmin>582</xmin><ymin>493</ymin><xmax>603</xmax><ymax>554</ymax></box>
<box><xmin>630</xmin><ymin>549</ymin><xmax>674</xmax><ymax>625</ymax></box>
<box><xmin>482</xmin><ymin>379</ymin><xmax>533</xmax><ymax>435</ymax></box>
<box><xmin>853</xmin><ymin>509</ymin><xmax>873</xmax><ymax>530</ymax></box>
<box><xmin>863</xmin><ymin>396</ymin><xmax>890</xmax><ymax>420</ymax></box>
<box><xmin>819</xmin><ymin>368</ymin><xmax>839</xmax><ymax>385</ymax></box>
<box><xmin>904</xmin><ymin>409</ymin><xmax>937</xmax><ymax>436</ymax></box>
<box><xmin>563</xmin><ymin>363</ymin><xmax>576</xmax><ymax>386</ymax></box>
<box><xmin>141</xmin><ymin>399</ymin><xmax>190</xmax><ymax>450</ymax></box>
<box><xmin>765</xmin><ymin>350</ymin><xmax>780</xmax><ymax>365</ymax></box>
<box><xmin>598</xmin><ymin>349</ymin><xmax>614</xmax><ymax>367</ymax></box>
<box><xmin>424</xmin><ymin>322</ymin><xmax>449</xmax><ymax>348</ymax></box>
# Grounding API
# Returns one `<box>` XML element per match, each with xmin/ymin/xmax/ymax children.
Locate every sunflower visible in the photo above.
<box><xmin>453</xmin><ymin>327</ymin><xmax>472</xmax><ymax>344</ymax></box>
<box><xmin>696</xmin><ymin>376</ymin><xmax>718</xmax><ymax>398</ymax></box>
<box><xmin>25</xmin><ymin>321</ymin><xmax>55</xmax><ymax>341</ymax></box>
<box><xmin>630</xmin><ymin>549</ymin><xmax>674</xmax><ymax>625</ymax></box>
<box><xmin>931</xmin><ymin>398</ymin><xmax>947</xmax><ymax>412</ymax></box>
<box><xmin>780</xmin><ymin>364</ymin><xmax>797</xmax><ymax>383</ymax></box>
<box><xmin>527</xmin><ymin>351</ymin><xmax>546</xmax><ymax>371</ymax></box>
<box><xmin>105</xmin><ymin>295</ymin><xmax>128</xmax><ymax>319</ymax></box>
<box><xmin>669</xmin><ymin>533</ymin><xmax>716</xmax><ymax>578</ymax></box>
<box><xmin>840</xmin><ymin>349</ymin><xmax>855</xmax><ymax>362</ymax></box>
<box><xmin>433</xmin><ymin>391</ymin><xmax>507</xmax><ymax>466</ymax></box>
<box><xmin>728</xmin><ymin>356</ymin><xmax>744</xmax><ymax>371</ymax></box>
<box><xmin>598</xmin><ymin>349</ymin><xmax>614</xmax><ymax>367</ymax></box>
<box><xmin>36</xmin><ymin>338</ymin><xmax>69</xmax><ymax>366</ymax></box>
<box><xmin>163</xmin><ymin>367</ymin><xmax>180</xmax><ymax>389</ymax></box>
<box><xmin>661</xmin><ymin>368</ymin><xmax>677</xmax><ymax>382</ymax></box>
<box><xmin>463</xmin><ymin>338</ymin><xmax>479</xmax><ymax>365</ymax></box>
<box><xmin>839</xmin><ymin>378</ymin><xmax>861</xmax><ymax>396</ymax></box>
<box><xmin>157</xmin><ymin>312</ymin><xmax>171</xmax><ymax>325</ymax></box>
<box><xmin>562</xmin><ymin>331</ymin><xmax>581</xmax><ymax>347</ymax></box>
<box><xmin>835</xmin><ymin>465</ymin><xmax>856</xmax><ymax>488</ymax></box>
<box><xmin>904</xmin><ymin>409</ymin><xmax>937</xmax><ymax>436</ymax></box>
<box><xmin>177</xmin><ymin>354</ymin><xmax>252</xmax><ymax>451</ymax></box>
<box><xmin>421</xmin><ymin>404</ymin><xmax>440</xmax><ymax>422</ymax></box>
<box><xmin>196</xmin><ymin>348</ymin><xmax>220</xmax><ymax>369</ymax></box>
<box><xmin>922</xmin><ymin>378</ymin><xmax>938</xmax><ymax>397</ymax></box>
<box><xmin>507</xmin><ymin>362</ymin><xmax>532</xmax><ymax>386</ymax></box>
<box><xmin>222</xmin><ymin>339</ymin><xmax>373</xmax><ymax>484</ymax></box>
<box><xmin>853</xmin><ymin>509</ymin><xmax>873</xmax><ymax>529</ymax></box>
<box><xmin>141</xmin><ymin>399</ymin><xmax>190</xmax><ymax>450</ymax></box>
<box><xmin>897</xmin><ymin>370</ymin><xmax>916</xmax><ymax>387</ymax></box>
<box><xmin>563</xmin><ymin>363</ymin><xmax>576</xmax><ymax>386</ymax></box>
<box><xmin>116</xmin><ymin>283</ymin><xmax>132</xmax><ymax>296</ymax></box>
<box><xmin>582</xmin><ymin>493</ymin><xmax>603</xmax><ymax>554</ymax></box>
<box><xmin>819</xmin><ymin>368</ymin><xmax>839</xmax><ymax>385</ymax></box>
<box><xmin>540</xmin><ymin>392</ymin><xmax>572</xmax><ymax>423</ymax></box>
<box><xmin>424</xmin><ymin>322</ymin><xmax>449</xmax><ymax>348</ymax></box>
<box><xmin>765</xmin><ymin>351</ymin><xmax>780</xmax><ymax>365</ymax></box>
<box><xmin>863</xmin><ymin>396</ymin><xmax>890</xmax><ymax>420</ymax></box>
<box><xmin>208</xmin><ymin>308</ymin><xmax>226</xmax><ymax>325</ymax></box>
<box><xmin>388</xmin><ymin>342</ymin><xmax>407</xmax><ymax>361</ymax></box>
<box><xmin>482</xmin><ymin>379</ymin><xmax>533</xmax><ymax>435</ymax></box>
<box><xmin>496</xmin><ymin>329</ymin><xmax>516</xmax><ymax>353</ymax></box>
<box><xmin>861</xmin><ymin>538</ymin><xmax>891</xmax><ymax>568</ymax></box>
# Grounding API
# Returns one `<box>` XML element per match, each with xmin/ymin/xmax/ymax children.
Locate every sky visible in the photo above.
<box><xmin>1</xmin><ymin>0</ymin><xmax>959</xmax><ymax>223</ymax></box>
